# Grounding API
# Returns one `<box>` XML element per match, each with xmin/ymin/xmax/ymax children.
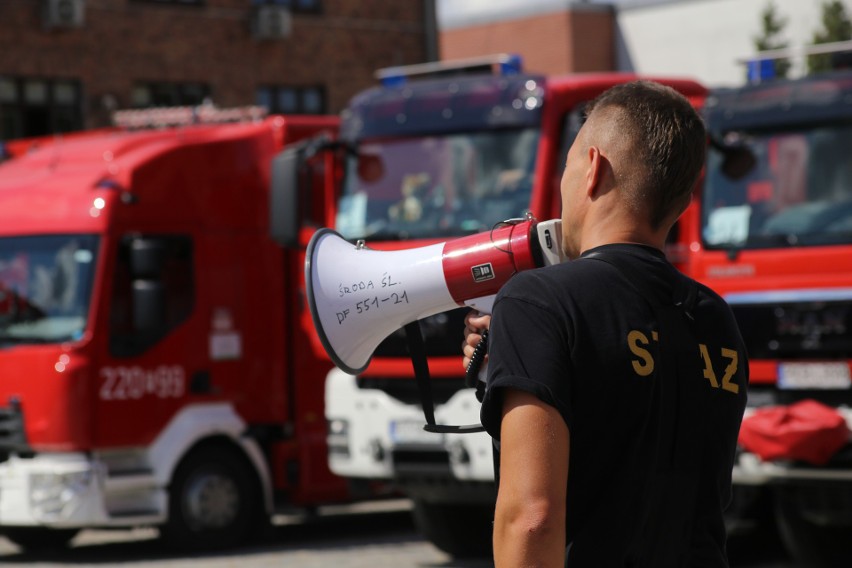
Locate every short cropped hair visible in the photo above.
<box><xmin>586</xmin><ymin>81</ymin><xmax>706</xmax><ymax>229</ymax></box>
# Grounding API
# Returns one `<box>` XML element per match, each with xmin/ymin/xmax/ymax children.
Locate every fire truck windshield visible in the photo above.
<box><xmin>702</xmin><ymin>124</ymin><xmax>852</xmax><ymax>250</ymax></box>
<box><xmin>336</xmin><ymin>127</ymin><xmax>539</xmax><ymax>240</ymax></box>
<box><xmin>0</xmin><ymin>235</ymin><xmax>98</xmax><ymax>346</ymax></box>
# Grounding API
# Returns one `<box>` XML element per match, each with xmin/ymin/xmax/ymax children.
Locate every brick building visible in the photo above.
<box><xmin>439</xmin><ymin>2</ymin><xmax>614</xmax><ymax>77</ymax></box>
<box><xmin>0</xmin><ymin>0</ymin><xmax>437</xmax><ymax>138</ymax></box>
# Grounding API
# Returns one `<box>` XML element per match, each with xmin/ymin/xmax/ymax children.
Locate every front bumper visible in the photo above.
<box><xmin>0</xmin><ymin>453</ymin><xmax>107</xmax><ymax>527</ymax></box>
<box><xmin>325</xmin><ymin>368</ymin><xmax>494</xmax><ymax>485</ymax></box>
<box><xmin>0</xmin><ymin>452</ymin><xmax>165</xmax><ymax>528</ymax></box>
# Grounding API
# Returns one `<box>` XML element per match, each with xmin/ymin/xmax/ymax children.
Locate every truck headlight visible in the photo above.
<box><xmin>327</xmin><ymin>419</ymin><xmax>350</xmax><ymax>457</ymax></box>
<box><xmin>30</xmin><ymin>470</ymin><xmax>94</xmax><ymax>522</ymax></box>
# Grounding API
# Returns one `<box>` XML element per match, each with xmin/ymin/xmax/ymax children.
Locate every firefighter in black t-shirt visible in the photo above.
<box><xmin>462</xmin><ymin>81</ymin><xmax>749</xmax><ymax>567</ymax></box>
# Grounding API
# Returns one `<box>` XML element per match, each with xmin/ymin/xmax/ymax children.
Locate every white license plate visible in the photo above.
<box><xmin>390</xmin><ymin>420</ymin><xmax>443</xmax><ymax>445</ymax></box>
<box><xmin>778</xmin><ymin>362</ymin><xmax>852</xmax><ymax>389</ymax></box>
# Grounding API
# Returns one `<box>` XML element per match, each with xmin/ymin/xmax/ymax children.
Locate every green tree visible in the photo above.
<box><xmin>808</xmin><ymin>0</ymin><xmax>852</xmax><ymax>74</ymax></box>
<box><xmin>753</xmin><ymin>1</ymin><xmax>790</xmax><ymax>79</ymax></box>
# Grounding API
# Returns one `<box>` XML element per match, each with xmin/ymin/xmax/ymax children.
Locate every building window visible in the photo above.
<box><xmin>256</xmin><ymin>85</ymin><xmax>326</xmax><ymax>114</ymax></box>
<box><xmin>131</xmin><ymin>82</ymin><xmax>211</xmax><ymax>108</ymax></box>
<box><xmin>250</xmin><ymin>0</ymin><xmax>322</xmax><ymax>14</ymax></box>
<box><xmin>0</xmin><ymin>76</ymin><xmax>83</xmax><ymax>139</ymax></box>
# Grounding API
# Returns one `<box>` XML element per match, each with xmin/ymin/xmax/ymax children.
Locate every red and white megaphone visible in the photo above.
<box><xmin>305</xmin><ymin>216</ymin><xmax>566</xmax><ymax>376</ymax></box>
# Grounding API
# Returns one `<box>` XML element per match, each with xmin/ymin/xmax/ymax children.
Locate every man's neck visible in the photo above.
<box><xmin>579</xmin><ymin>225</ymin><xmax>666</xmax><ymax>255</ymax></box>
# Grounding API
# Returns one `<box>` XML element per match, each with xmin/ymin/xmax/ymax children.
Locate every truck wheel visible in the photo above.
<box><xmin>411</xmin><ymin>499</ymin><xmax>493</xmax><ymax>558</ymax></box>
<box><xmin>2</xmin><ymin>527</ymin><xmax>79</xmax><ymax>551</ymax></box>
<box><xmin>775</xmin><ymin>489</ymin><xmax>852</xmax><ymax>568</ymax></box>
<box><xmin>161</xmin><ymin>445</ymin><xmax>262</xmax><ymax>551</ymax></box>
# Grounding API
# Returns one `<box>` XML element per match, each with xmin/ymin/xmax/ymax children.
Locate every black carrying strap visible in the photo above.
<box><xmin>582</xmin><ymin>251</ymin><xmax>704</xmax><ymax>566</ymax></box>
<box><xmin>584</xmin><ymin>251</ymin><xmax>702</xmax><ymax>466</ymax></box>
<box><xmin>404</xmin><ymin>321</ymin><xmax>485</xmax><ymax>434</ymax></box>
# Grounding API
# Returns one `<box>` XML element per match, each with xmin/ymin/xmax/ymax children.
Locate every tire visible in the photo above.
<box><xmin>411</xmin><ymin>499</ymin><xmax>493</xmax><ymax>558</ymax></box>
<box><xmin>725</xmin><ymin>484</ymin><xmax>780</xmax><ymax>539</ymax></box>
<box><xmin>2</xmin><ymin>527</ymin><xmax>79</xmax><ymax>551</ymax></box>
<box><xmin>160</xmin><ymin>444</ymin><xmax>262</xmax><ymax>551</ymax></box>
<box><xmin>775</xmin><ymin>488</ymin><xmax>852</xmax><ymax>568</ymax></box>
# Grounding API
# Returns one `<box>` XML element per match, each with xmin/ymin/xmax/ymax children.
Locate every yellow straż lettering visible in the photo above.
<box><xmin>628</xmin><ymin>330</ymin><xmax>654</xmax><ymax>376</ymax></box>
<box><xmin>720</xmin><ymin>348</ymin><xmax>739</xmax><ymax>393</ymax></box>
<box><xmin>699</xmin><ymin>343</ymin><xmax>720</xmax><ymax>388</ymax></box>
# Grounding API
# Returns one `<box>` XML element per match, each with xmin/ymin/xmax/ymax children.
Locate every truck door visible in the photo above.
<box><xmin>94</xmin><ymin>233</ymin><xmax>204</xmax><ymax>448</ymax></box>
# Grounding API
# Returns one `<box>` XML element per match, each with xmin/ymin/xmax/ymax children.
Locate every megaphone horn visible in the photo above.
<box><xmin>305</xmin><ymin>218</ymin><xmax>562</xmax><ymax>375</ymax></box>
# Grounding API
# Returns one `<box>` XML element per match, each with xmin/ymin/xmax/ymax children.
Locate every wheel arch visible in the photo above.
<box><xmin>147</xmin><ymin>403</ymin><xmax>273</xmax><ymax>516</ymax></box>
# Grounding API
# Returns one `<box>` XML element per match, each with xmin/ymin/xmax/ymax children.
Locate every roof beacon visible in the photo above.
<box><xmin>376</xmin><ymin>53</ymin><xmax>523</xmax><ymax>88</ymax></box>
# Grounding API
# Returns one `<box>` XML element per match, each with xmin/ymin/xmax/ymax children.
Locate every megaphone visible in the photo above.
<box><xmin>305</xmin><ymin>216</ymin><xmax>566</xmax><ymax>376</ymax></box>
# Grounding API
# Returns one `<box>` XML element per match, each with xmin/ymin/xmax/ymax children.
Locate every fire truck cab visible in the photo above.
<box><xmin>304</xmin><ymin>55</ymin><xmax>707</xmax><ymax>557</ymax></box>
<box><xmin>682</xmin><ymin>68</ymin><xmax>852</xmax><ymax>567</ymax></box>
<box><xmin>0</xmin><ymin>108</ymin><xmax>349</xmax><ymax>550</ymax></box>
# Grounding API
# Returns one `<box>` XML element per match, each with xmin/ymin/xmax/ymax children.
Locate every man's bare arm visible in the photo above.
<box><xmin>494</xmin><ymin>389</ymin><xmax>569</xmax><ymax>567</ymax></box>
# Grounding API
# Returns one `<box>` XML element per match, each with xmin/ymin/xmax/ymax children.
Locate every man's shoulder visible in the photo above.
<box><xmin>494</xmin><ymin>260</ymin><xmax>617</xmax><ymax>315</ymax></box>
<box><xmin>501</xmin><ymin>259</ymin><xmax>610</xmax><ymax>294</ymax></box>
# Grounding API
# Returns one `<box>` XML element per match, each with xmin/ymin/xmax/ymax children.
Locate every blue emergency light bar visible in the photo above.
<box><xmin>341</xmin><ymin>70</ymin><xmax>545</xmax><ymax>140</ymax></box>
<box><xmin>705</xmin><ymin>69</ymin><xmax>852</xmax><ymax>132</ymax></box>
<box><xmin>746</xmin><ymin>58</ymin><xmax>775</xmax><ymax>83</ymax></box>
<box><xmin>375</xmin><ymin>53</ymin><xmax>523</xmax><ymax>88</ymax></box>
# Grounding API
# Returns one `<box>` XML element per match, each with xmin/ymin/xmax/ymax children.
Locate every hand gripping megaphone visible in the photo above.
<box><xmin>305</xmin><ymin>216</ymin><xmax>566</xmax><ymax>433</ymax></box>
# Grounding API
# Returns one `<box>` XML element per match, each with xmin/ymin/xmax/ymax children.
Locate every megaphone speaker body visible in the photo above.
<box><xmin>306</xmin><ymin>220</ymin><xmax>544</xmax><ymax>375</ymax></box>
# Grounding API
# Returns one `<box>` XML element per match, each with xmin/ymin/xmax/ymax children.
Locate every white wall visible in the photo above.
<box><xmin>616</xmin><ymin>0</ymin><xmax>847</xmax><ymax>87</ymax></box>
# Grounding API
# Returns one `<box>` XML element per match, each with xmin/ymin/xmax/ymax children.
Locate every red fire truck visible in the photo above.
<box><xmin>0</xmin><ymin>107</ymin><xmax>353</xmax><ymax>551</ymax></box>
<box><xmin>680</xmin><ymin>68</ymin><xmax>852</xmax><ymax>567</ymax></box>
<box><xmin>277</xmin><ymin>55</ymin><xmax>707</xmax><ymax>557</ymax></box>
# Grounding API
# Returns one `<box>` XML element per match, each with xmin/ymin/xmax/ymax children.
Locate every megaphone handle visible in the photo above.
<box><xmin>465</xmin><ymin>330</ymin><xmax>489</xmax><ymax>389</ymax></box>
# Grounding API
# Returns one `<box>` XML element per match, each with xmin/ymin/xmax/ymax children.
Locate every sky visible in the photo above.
<box><xmin>433</xmin><ymin>0</ymin><xmax>845</xmax><ymax>86</ymax></box>
<box><xmin>437</xmin><ymin>0</ymin><xmax>574</xmax><ymax>29</ymax></box>
<box><xmin>436</xmin><ymin>0</ymin><xmax>648</xmax><ymax>29</ymax></box>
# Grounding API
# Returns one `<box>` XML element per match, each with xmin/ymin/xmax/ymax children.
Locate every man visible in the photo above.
<box><xmin>462</xmin><ymin>81</ymin><xmax>748</xmax><ymax>567</ymax></box>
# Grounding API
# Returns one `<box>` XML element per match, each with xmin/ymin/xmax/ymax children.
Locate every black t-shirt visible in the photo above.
<box><xmin>480</xmin><ymin>243</ymin><xmax>749</xmax><ymax>567</ymax></box>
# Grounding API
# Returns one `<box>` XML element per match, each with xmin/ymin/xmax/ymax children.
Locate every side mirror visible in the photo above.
<box><xmin>269</xmin><ymin>143</ymin><xmax>305</xmax><ymax>248</ymax></box>
<box><xmin>357</xmin><ymin>153</ymin><xmax>385</xmax><ymax>183</ymax></box>
<box><xmin>269</xmin><ymin>136</ymin><xmax>366</xmax><ymax>247</ymax></box>
<box><xmin>132</xmin><ymin>280</ymin><xmax>166</xmax><ymax>333</ymax></box>
<box><xmin>129</xmin><ymin>238</ymin><xmax>165</xmax><ymax>279</ymax></box>
<box><xmin>710</xmin><ymin>134</ymin><xmax>757</xmax><ymax>181</ymax></box>
<box><xmin>128</xmin><ymin>237</ymin><xmax>167</xmax><ymax>333</ymax></box>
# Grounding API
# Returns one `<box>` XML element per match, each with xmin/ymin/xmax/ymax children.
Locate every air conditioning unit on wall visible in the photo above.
<box><xmin>252</xmin><ymin>5</ymin><xmax>292</xmax><ymax>40</ymax></box>
<box><xmin>43</xmin><ymin>0</ymin><xmax>85</xmax><ymax>30</ymax></box>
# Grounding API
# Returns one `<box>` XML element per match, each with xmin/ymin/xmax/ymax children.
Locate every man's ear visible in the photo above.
<box><xmin>585</xmin><ymin>145</ymin><xmax>603</xmax><ymax>198</ymax></box>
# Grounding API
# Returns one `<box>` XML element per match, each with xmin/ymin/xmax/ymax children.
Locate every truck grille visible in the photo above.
<box><xmin>732</xmin><ymin>299</ymin><xmax>852</xmax><ymax>360</ymax></box>
<box><xmin>392</xmin><ymin>448</ymin><xmax>451</xmax><ymax>476</ymax></box>
<box><xmin>0</xmin><ymin>399</ymin><xmax>31</xmax><ymax>461</ymax></box>
<box><xmin>784</xmin><ymin>482</ymin><xmax>852</xmax><ymax>524</ymax></box>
